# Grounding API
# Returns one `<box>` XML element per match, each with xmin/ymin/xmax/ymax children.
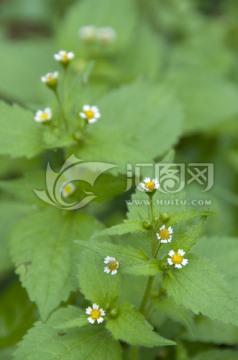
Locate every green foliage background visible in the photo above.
<box><xmin>0</xmin><ymin>0</ymin><xmax>238</xmax><ymax>359</ymax></box>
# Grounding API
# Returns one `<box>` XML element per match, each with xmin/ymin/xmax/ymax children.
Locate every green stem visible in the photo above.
<box><xmin>130</xmin><ymin>346</ymin><xmax>139</xmax><ymax>360</ymax></box>
<box><xmin>139</xmin><ymin>276</ymin><xmax>154</xmax><ymax>315</ymax></box>
<box><xmin>153</xmin><ymin>242</ymin><xmax>162</xmax><ymax>259</ymax></box>
<box><xmin>54</xmin><ymin>89</ymin><xmax>68</xmax><ymax>131</ymax></box>
<box><xmin>149</xmin><ymin>195</ymin><xmax>155</xmax><ymax>223</ymax></box>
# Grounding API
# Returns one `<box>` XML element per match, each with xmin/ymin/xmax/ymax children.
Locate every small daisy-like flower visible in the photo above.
<box><xmin>61</xmin><ymin>182</ymin><xmax>76</xmax><ymax>198</ymax></box>
<box><xmin>97</xmin><ymin>27</ymin><xmax>117</xmax><ymax>44</ymax></box>
<box><xmin>104</xmin><ymin>256</ymin><xmax>119</xmax><ymax>275</ymax></box>
<box><xmin>34</xmin><ymin>108</ymin><xmax>52</xmax><ymax>123</ymax></box>
<box><xmin>79</xmin><ymin>25</ymin><xmax>98</xmax><ymax>42</ymax></box>
<box><xmin>80</xmin><ymin>105</ymin><xmax>101</xmax><ymax>124</ymax></box>
<box><xmin>167</xmin><ymin>249</ymin><xmax>188</xmax><ymax>269</ymax></box>
<box><xmin>41</xmin><ymin>71</ymin><xmax>58</xmax><ymax>88</ymax></box>
<box><xmin>86</xmin><ymin>304</ymin><xmax>105</xmax><ymax>324</ymax></box>
<box><xmin>139</xmin><ymin>177</ymin><xmax>160</xmax><ymax>192</ymax></box>
<box><xmin>156</xmin><ymin>225</ymin><xmax>173</xmax><ymax>243</ymax></box>
<box><xmin>54</xmin><ymin>50</ymin><xmax>75</xmax><ymax>66</ymax></box>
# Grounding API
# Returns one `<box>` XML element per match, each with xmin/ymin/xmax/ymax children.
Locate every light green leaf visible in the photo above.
<box><xmin>164</xmin><ymin>255</ymin><xmax>238</xmax><ymax>327</ymax></box>
<box><xmin>0</xmin><ymin>201</ymin><xmax>31</xmax><ymax>275</ymax></box>
<box><xmin>49</xmin><ymin>306</ymin><xmax>88</xmax><ymax>330</ymax></box>
<box><xmin>192</xmin><ymin>349</ymin><xmax>238</xmax><ymax>360</ymax></box>
<box><xmin>182</xmin><ymin>315</ymin><xmax>238</xmax><ymax>345</ymax></box>
<box><xmin>98</xmin><ymin>81</ymin><xmax>183</xmax><ymax>161</ymax></box>
<box><xmin>192</xmin><ymin>236</ymin><xmax>238</xmax><ymax>284</ymax></box>
<box><xmin>10</xmin><ymin>209</ymin><xmax>103</xmax><ymax>320</ymax></box>
<box><xmin>168</xmin><ymin>210</ymin><xmax>215</xmax><ymax>226</ymax></box>
<box><xmin>77</xmin><ymin>250</ymin><xmax>120</xmax><ymax>306</ymax></box>
<box><xmin>0</xmin><ymin>39</ymin><xmax>54</xmax><ymax>103</ymax></box>
<box><xmin>165</xmin><ymin>70</ymin><xmax>238</xmax><ymax>133</ymax></box>
<box><xmin>151</xmin><ymin>297</ymin><xmax>194</xmax><ymax>332</ymax></box>
<box><xmin>106</xmin><ymin>302</ymin><xmax>175</xmax><ymax>347</ymax></box>
<box><xmin>95</xmin><ymin>220</ymin><xmax>146</xmax><ymax>237</ymax></box>
<box><xmin>15</xmin><ymin>307</ymin><xmax>121</xmax><ymax>360</ymax></box>
<box><xmin>76</xmin><ymin>240</ymin><xmax>160</xmax><ymax>277</ymax></box>
<box><xmin>0</xmin><ymin>102</ymin><xmax>44</xmax><ymax>158</ymax></box>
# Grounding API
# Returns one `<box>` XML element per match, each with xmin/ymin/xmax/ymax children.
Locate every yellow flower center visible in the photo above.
<box><xmin>159</xmin><ymin>228</ymin><xmax>170</xmax><ymax>240</ymax></box>
<box><xmin>145</xmin><ymin>181</ymin><xmax>155</xmax><ymax>191</ymax></box>
<box><xmin>108</xmin><ymin>261</ymin><xmax>118</xmax><ymax>271</ymax></box>
<box><xmin>91</xmin><ymin>309</ymin><xmax>101</xmax><ymax>320</ymax></box>
<box><xmin>63</xmin><ymin>184</ymin><xmax>73</xmax><ymax>195</ymax></box>
<box><xmin>172</xmin><ymin>253</ymin><xmax>183</xmax><ymax>264</ymax></box>
<box><xmin>40</xmin><ymin>112</ymin><xmax>49</xmax><ymax>121</ymax></box>
<box><xmin>61</xmin><ymin>53</ymin><xmax>69</xmax><ymax>62</ymax></box>
<box><xmin>84</xmin><ymin>109</ymin><xmax>95</xmax><ymax>119</ymax></box>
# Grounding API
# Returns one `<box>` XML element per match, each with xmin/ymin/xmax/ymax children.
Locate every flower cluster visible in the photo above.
<box><xmin>54</xmin><ymin>50</ymin><xmax>75</xmax><ymax>66</ymax></box>
<box><xmin>104</xmin><ymin>256</ymin><xmax>119</xmax><ymax>275</ymax></box>
<box><xmin>34</xmin><ymin>108</ymin><xmax>52</xmax><ymax>123</ymax></box>
<box><xmin>80</xmin><ymin>105</ymin><xmax>101</xmax><ymax>124</ymax></box>
<box><xmin>167</xmin><ymin>249</ymin><xmax>188</xmax><ymax>269</ymax></box>
<box><xmin>139</xmin><ymin>177</ymin><xmax>160</xmax><ymax>192</ymax></box>
<box><xmin>79</xmin><ymin>25</ymin><xmax>116</xmax><ymax>44</ymax></box>
<box><xmin>61</xmin><ymin>182</ymin><xmax>76</xmax><ymax>198</ymax></box>
<box><xmin>86</xmin><ymin>304</ymin><xmax>105</xmax><ymax>324</ymax></box>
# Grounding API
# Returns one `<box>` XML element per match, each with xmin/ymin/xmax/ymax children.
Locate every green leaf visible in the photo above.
<box><xmin>192</xmin><ymin>350</ymin><xmax>238</xmax><ymax>360</ymax></box>
<box><xmin>76</xmin><ymin>240</ymin><xmax>160</xmax><ymax>277</ymax></box>
<box><xmin>182</xmin><ymin>315</ymin><xmax>238</xmax><ymax>345</ymax></box>
<box><xmin>106</xmin><ymin>302</ymin><xmax>175</xmax><ymax>347</ymax></box>
<box><xmin>0</xmin><ymin>201</ymin><xmax>31</xmax><ymax>275</ymax></box>
<box><xmin>98</xmin><ymin>81</ymin><xmax>183</xmax><ymax>161</ymax></box>
<box><xmin>15</xmin><ymin>307</ymin><xmax>121</xmax><ymax>360</ymax></box>
<box><xmin>0</xmin><ymin>281</ymin><xmax>36</xmax><ymax>349</ymax></box>
<box><xmin>0</xmin><ymin>39</ymin><xmax>54</xmax><ymax>103</ymax></box>
<box><xmin>168</xmin><ymin>210</ymin><xmax>215</xmax><ymax>226</ymax></box>
<box><xmin>0</xmin><ymin>102</ymin><xmax>44</xmax><ymax>158</ymax></box>
<box><xmin>10</xmin><ymin>208</ymin><xmax>103</xmax><ymax>320</ymax></box>
<box><xmin>164</xmin><ymin>255</ymin><xmax>238</xmax><ymax>327</ymax></box>
<box><xmin>165</xmin><ymin>70</ymin><xmax>238</xmax><ymax>133</ymax></box>
<box><xmin>151</xmin><ymin>297</ymin><xmax>194</xmax><ymax>332</ymax></box>
<box><xmin>77</xmin><ymin>250</ymin><xmax>120</xmax><ymax>306</ymax></box>
<box><xmin>95</xmin><ymin>220</ymin><xmax>146</xmax><ymax>237</ymax></box>
<box><xmin>171</xmin><ymin>219</ymin><xmax>205</xmax><ymax>252</ymax></box>
<box><xmin>192</xmin><ymin>236</ymin><xmax>238</xmax><ymax>284</ymax></box>
<box><xmin>47</xmin><ymin>306</ymin><xmax>88</xmax><ymax>331</ymax></box>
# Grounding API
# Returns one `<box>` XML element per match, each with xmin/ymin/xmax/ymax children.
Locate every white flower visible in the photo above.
<box><xmin>80</xmin><ymin>105</ymin><xmax>101</xmax><ymax>124</ymax></box>
<box><xmin>104</xmin><ymin>256</ymin><xmax>119</xmax><ymax>275</ymax></box>
<box><xmin>34</xmin><ymin>108</ymin><xmax>52</xmax><ymax>123</ymax></box>
<box><xmin>85</xmin><ymin>304</ymin><xmax>105</xmax><ymax>324</ymax></box>
<box><xmin>167</xmin><ymin>249</ymin><xmax>188</xmax><ymax>269</ymax></box>
<box><xmin>41</xmin><ymin>71</ymin><xmax>58</xmax><ymax>87</ymax></box>
<box><xmin>139</xmin><ymin>177</ymin><xmax>160</xmax><ymax>192</ymax></box>
<box><xmin>54</xmin><ymin>50</ymin><xmax>75</xmax><ymax>65</ymax></box>
<box><xmin>79</xmin><ymin>25</ymin><xmax>98</xmax><ymax>41</ymax></box>
<box><xmin>97</xmin><ymin>27</ymin><xmax>117</xmax><ymax>44</ymax></box>
<box><xmin>61</xmin><ymin>182</ymin><xmax>76</xmax><ymax>198</ymax></box>
<box><xmin>156</xmin><ymin>225</ymin><xmax>173</xmax><ymax>243</ymax></box>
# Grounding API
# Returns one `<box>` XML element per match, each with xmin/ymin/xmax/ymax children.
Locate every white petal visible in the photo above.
<box><xmin>88</xmin><ymin>317</ymin><xmax>95</xmax><ymax>324</ymax></box>
<box><xmin>178</xmin><ymin>249</ymin><xmax>185</xmax><ymax>256</ymax></box>
<box><xmin>144</xmin><ymin>177</ymin><xmax>150</xmax><ymax>182</ymax></box>
<box><xmin>104</xmin><ymin>267</ymin><xmax>110</xmax><ymax>273</ymax></box>
<box><xmin>97</xmin><ymin>317</ymin><xmax>104</xmax><ymax>324</ymax></box>
<box><xmin>111</xmin><ymin>270</ymin><xmax>117</xmax><ymax>275</ymax></box>
<box><xmin>160</xmin><ymin>225</ymin><xmax>165</xmax><ymax>231</ymax></box>
<box><xmin>160</xmin><ymin>239</ymin><xmax>168</xmax><ymax>244</ymax></box>
<box><xmin>92</xmin><ymin>304</ymin><xmax>99</xmax><ymax>309</ymax></box>
<box><xmin>100</xmin><ymin>309</ymin><xmax>105</xmax><ymax>316</ymax></box>
<box><xmin>168</xmin><ymin>250</ymin><xmax>175</xmax><ymax>257</ymax></box>
<box><xmin>80</xmin><ymin>112</ymin><xmax>86</xmax><ymax>118</ymax></box>
<box><xmin>85</xmin><ymin>307</ymin><xmax>92</xmax><ymax>314</ymax></box>
<box><xmin>175</xmin><ymin>264</ymin><xmax>182</xmax><ymax>269</ymax></box>
<box><xmin>167</xmin><ymin>258</ymin><xmax>173</xmax><ymax>265</ymax></box>
<box><xmin>83</xmin><ymin>105</ymin><xmax>90</xmax><ymax>111</ymax></box>
<box><xmin>156</xmin><ymin>233</ymin><xmax>160</xmax><ymax>240</ymax></box>
<box><xmin>88</xmin><ymin>118</ymin><xmax>97</xmax><ymax>123</ymax></box>
<box><xmin>168</xmin><ymin>227</ymin><xmax>173</xmax><ymax>234</ymax></box>
<box><xmin>182</xmin><ymin>259</ymin><xmax>188</xmax><ymax>266</ymax></box>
